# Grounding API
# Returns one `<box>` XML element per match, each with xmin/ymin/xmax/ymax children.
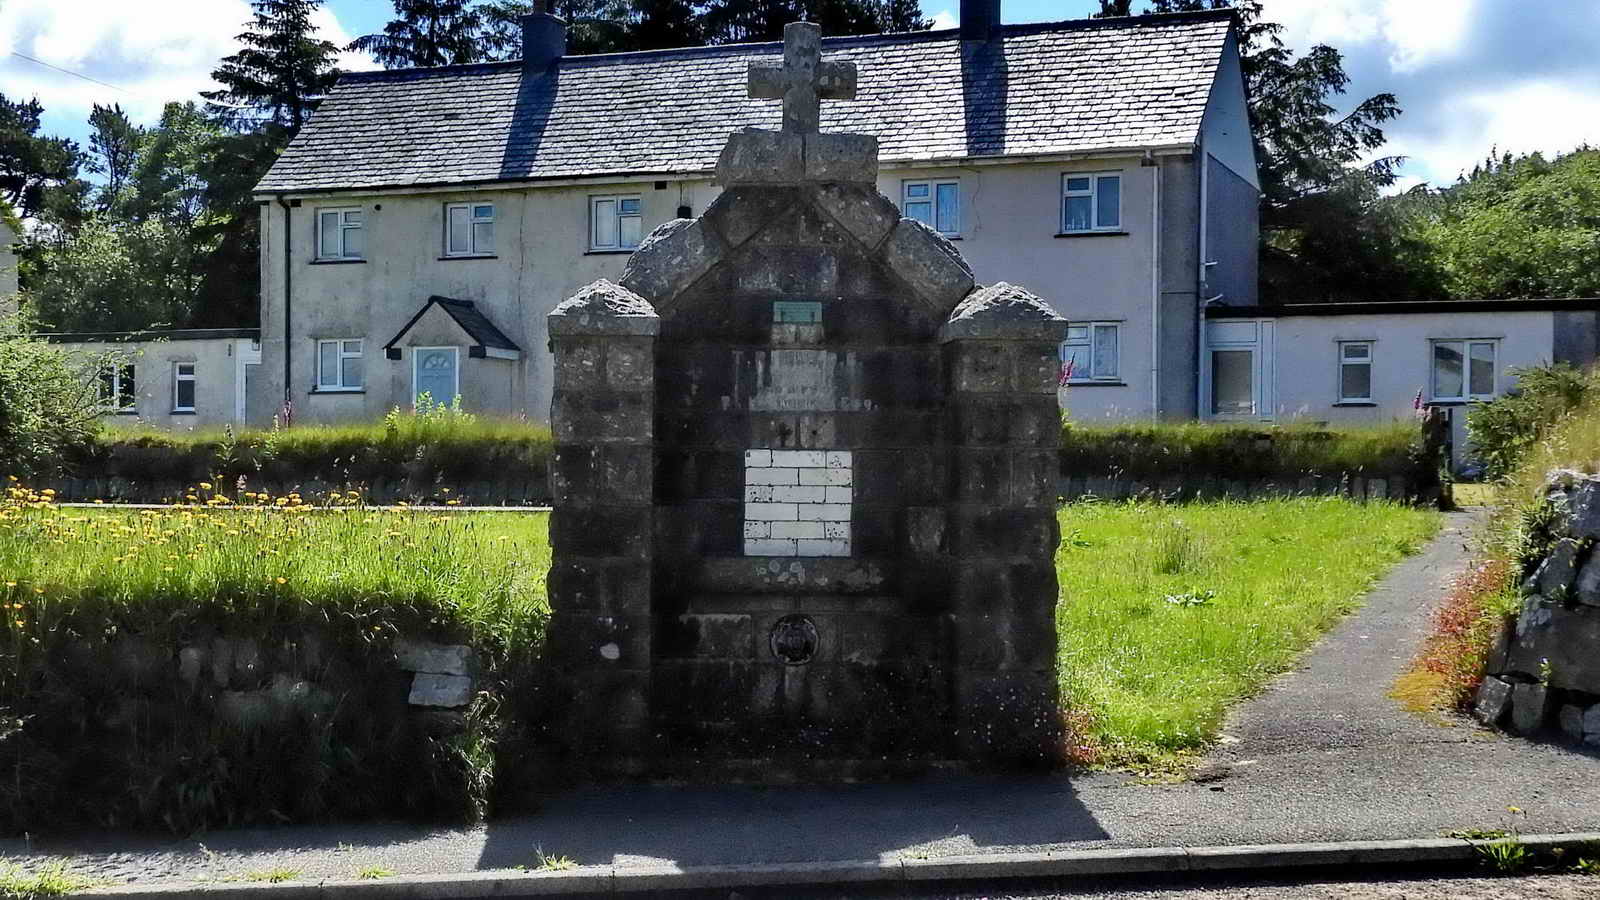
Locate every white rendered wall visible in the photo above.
<box><xmin>261</xmin><ymin>155</ymin><xmax>1169</xmax><ymax>424</ymax></box>
<box><xmin>55</xmin><ymin>337</ymin><xmax>250</xmax><ymax>428</ymax></box>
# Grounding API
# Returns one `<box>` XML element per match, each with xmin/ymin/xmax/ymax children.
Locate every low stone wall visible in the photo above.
<box><xmin>1056</xmin><ymin>472</ymin><xmax>1418</xmax><ymax>503</ymax></box>
<box><xmin>1474</xmin><ymin>469</ymin><xmax>1600</xmax><ymax>744</ymax></box>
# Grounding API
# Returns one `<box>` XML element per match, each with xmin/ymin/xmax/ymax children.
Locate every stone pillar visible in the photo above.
<box><xmin>547</xmin><ymin>280</ymin><xmax>659</xmax><ymax>771</ymax></box>
<box><xmin>940</xmin><ymin>283</ymin><xmax>1066</xmax><ymax>767</ymax></box>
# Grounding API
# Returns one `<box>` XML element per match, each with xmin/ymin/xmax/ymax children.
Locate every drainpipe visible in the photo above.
<box><xmin>276</xmin><ymin>195</ymin><xmax>293</xmax><ymax>420</ymax></box>
<box><xmin>1195</xmin><ymin>147</ymin><xmax>1208</xmax><ymax>419</ymax></box>
<box><xmin>1148</xmin><ymin>154</ymin><xmax>1161</xmax><ymax>422</ymax></box>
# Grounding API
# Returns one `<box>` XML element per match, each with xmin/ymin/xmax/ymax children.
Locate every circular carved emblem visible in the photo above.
<box><xmin>769</xmin><ymin>614</ymin><xmax>819</xmax><ymax>665</ymax></box>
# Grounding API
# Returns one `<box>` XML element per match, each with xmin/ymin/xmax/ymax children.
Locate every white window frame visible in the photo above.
<box><xmin>901</xmin><ymin>178</ymin><xmax>961</xmax><ymax>237</ymax></box>
<box><xmin>99</xmin><ymin>362</ymin><xmax>136</xmax><ymax>413</ymax></box>
<box><xmin>315</xmin><ymin>207</ymin><xmax>364</xmax><ymax>260</ymax></box>
<box><xmin>172</xmin><ymin>362</ymin><xmax>197</xmax><ymax>413</ymax></box>
<box><xmin>589</xmin><ymin>194</ymin><xmax>643</xmax><ymax>251</ymax></box>
<box><xmin>1059</xmin><ymin>321</ymin><xmax>1121</xmax><ymax>382</ymax></box>
<box><xmin>316</xmin><ymin>338</ymin><xmax>364</xmax><ymax>392</ymax></box>
<box><xmin>443</xmin><ymin>201</ymin><xmax>495</xmax><ymax>257</ymax></box>
<box><xmin>1337</xmin><ymin>341</ymin><xmax>1374</xmax><ymax>404</ymax></box>
<box><xmin>412</xmin><ymin>346</ymin><xmax>461</xmax><ymax>408</ymax></box>
<box><xmin>1061</xmin><ymin>172</ymin><xmax>1122</xmax><ymax>233</ymax></box>
<box><xmin>1430</xmin><ymin>339</ymin><xmax>1499</xmax><ymax>403</ymax></box>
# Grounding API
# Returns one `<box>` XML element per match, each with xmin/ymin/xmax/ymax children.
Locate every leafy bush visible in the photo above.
<box><xmin>1059</xmin><ymin>421</ymin><xmax>1423</xmax><ymax>484</ymax></box>
<box><xmin>1467</xmin><ymin>363</ymin><xmax>1595</xmax><ymax>480</ymax></box>
<box><xmin>0</xmin><ymin>313</ymin><xmax>103</xmax><ymax>479</ymax></box>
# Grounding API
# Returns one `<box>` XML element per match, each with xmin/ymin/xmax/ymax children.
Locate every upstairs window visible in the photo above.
<box><xmin>317</xmin><ymin>339</ymin><xmax>364</xmax><ymax>391</ymax></box>
<box><xmin>591</xmin><ymin>195</ymin><xmax>642</xmax><ymax>251</ymax></box>
<box><xmin>1062</xmin><ymin>173</ymin><xmax>1121</xmax><ymax>233</ymax></box>
<box><xmin>1431</xmin><ymin>340</ymin><xmax>1497</xmax><ymax>402</ymax></box>
<box><xmin>316</xmin><ymin>208</ymin><xmax>364</xmax><ymax>260</ymax></box>
<box><xmin>445</xmin><ymin>202</ymin><xmax>495</xmax><ymax>256</ymax></box>
<box><xmin>1060</xmin><ymin>322</ymin><xmax>1120</xmax><ymax>382</ymax></box>
<box><xmin>173</xmin><ymin>363</ymin><xmax>197</xmax><ymax>412</ymax></box>
<box><xmin>1338</xmin><ymin>341</ymin><xmax>1373</xmax><ymax>403</ymax></box>
<box><xmin>99</xmin><ymin>363</ymin><xmax>136</xmax><ymax>413</ymax></box>
<box><xmin>902</xmin><ymin>179</ymin><xmax>961</xmax><ymax>237</ymax></box>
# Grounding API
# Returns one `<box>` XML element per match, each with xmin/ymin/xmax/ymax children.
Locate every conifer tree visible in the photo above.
<box><xmin>351</xmin><ymin>0</ymin><xmax>486</xmax><ymax>69</ymax></box>
<box><xmin>202</xmin><ymin>0</ymin><xmax>342</xmax><ymax>133</ymax></box>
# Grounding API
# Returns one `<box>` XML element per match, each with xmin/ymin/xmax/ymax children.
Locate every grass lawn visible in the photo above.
<box><xmin>1056</xmin><ymin>497</ymin><xmax>1441</xmax><ymax>771</ymax></box>
<box><xmin>6</xmin><ymin>484</ymin><xmax>1440</xmax><ymax>779</ymax></box>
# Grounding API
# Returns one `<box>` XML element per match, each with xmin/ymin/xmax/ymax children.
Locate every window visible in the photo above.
<box><xmin>445</xmin><ymin>202</ymin><xmax>495</xmax><ymax>256</ymax></box>
<box><xmin>173</xmin><ymin>363</ymin><xmax>197</xmax><ymax>412</ymax></box>
<box><xmin>902</xmin><ymin>179</ymin><xmax>960</xmax><ymax>236</ymax></box>
<box><xmin>1211</xmin><ymin>350</ymin><xmax>1255</xmax><ymax>416</ymax></box>
<box><xmin>1062</xmin><ymin>173</ymin><xmax>1121</xmax><ymax>232</ymax></box>
<box><xmin>316</xmin><ymin>208</ymin><xmax>364</xmax><ymax>260</ymax></box>
<box><xmin>590</xmin><ymin>195</ymin><xmax>642</xmax><ymax>251</ymax></box>
<box><xmin>1059</xmin><ymin>322</ymin><xmax>1120</xmax><ymax>382</ymax></box>
<box><xmin>316</xmin><ymin>339</ymin><xmax>363</xmax><ymax>391</ymax></box>
<box><xmin>1431</xmin><ymin>340</ymin><xmax>1497</xmax><ymax>402</ymax></box>
<box><xmin>1338</xmin><ymin>341</ymin><xmax>1372</xmax><ymax>402</ymax></box>
<box><xmin>98</xmin><ymin>363</ymin><xmax>136</xmax><ymax>413</ymax></box>
<box><xmin>413</xmin><ymin>347</ymin><xmax>460</xmax><ymax>408</ymax></box>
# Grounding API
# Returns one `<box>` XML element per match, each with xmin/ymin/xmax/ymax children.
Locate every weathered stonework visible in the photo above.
<box><xmin>547</xmin><ymin>21</ymin><xmax>1065</xmax><ymax>778</ymax></box>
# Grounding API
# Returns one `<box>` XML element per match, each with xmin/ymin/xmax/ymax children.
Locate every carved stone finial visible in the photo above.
<box><xmin>746</xmin><ymin>21</ymin><xmax>857</xmax><ymax>134</ymax></box>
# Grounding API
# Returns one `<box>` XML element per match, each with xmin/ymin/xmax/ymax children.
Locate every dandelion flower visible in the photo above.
<box><xmin>276</xmin><ymin>577</ymin><xmax>287</xmax><ymax>585</ymax></box>
<box><xmin>200</xmin><ymin>482</ymin><xmax>213</xmax><ymax>491</ymax></box>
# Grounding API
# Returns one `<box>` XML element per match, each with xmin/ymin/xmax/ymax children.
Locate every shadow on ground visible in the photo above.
<box><xmin>476</xmin><ymin>775</ymin><xmax>1109</xmax><ymax>867</ymax></box>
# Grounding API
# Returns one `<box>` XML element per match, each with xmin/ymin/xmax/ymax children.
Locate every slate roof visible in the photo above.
<box><xmin>385</xmin><ymin>296</ymin><xmax>522</xmax><ymax>352</ymax></box>
<box><xmin>256</xmin><ymin>10</ymin><xmax>1234</xmax><ymax>194</ymax></box>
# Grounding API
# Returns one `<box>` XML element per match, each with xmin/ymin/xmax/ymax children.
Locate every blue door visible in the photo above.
<box><xmin>414</xmin><ymin>347</ymin><xmax>459</xmax><ymax>408</ymax></box>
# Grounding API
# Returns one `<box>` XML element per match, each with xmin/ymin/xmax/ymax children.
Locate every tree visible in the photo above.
<box><xmin>351</xmin><ymin>0</ymin><xmax>486</xmax><ymax>68</ymax></box>
<box><xmin>478</xmin><ymin>0</ymin><xmax>654</xmax><ymax>57</ymax></box>
<box><xmin>85</xmin><ymin>104</ymin><xmax>145</xmax><ymax>215</ymax></box>
<box><xmin>202</xmin><ymin>0</ymin><xmax>342</xmax><ymax>133</ymax></box>
<box><xmin>699</xmin><ymin>0</ymin><xmax>928</xmax><ymax>44</ymax></box>
<box><xmin>0</xmin><ymin>93</ymin><xmax>82</xmax><ymax>222</ymax></box>
<box><xmin>23</xmin><ymin>218</ymin><xmax>204</xmax><ymax>333</ymax></box>
<box><xmin>1412</xmin><ymin>148</ymin><xmax>1600</xmax><ymax>300</ymax></box>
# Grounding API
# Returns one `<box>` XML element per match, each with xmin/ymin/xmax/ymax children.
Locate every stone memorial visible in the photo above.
<box><xmin>547</xmin><ymin>21</ymin><xmax>1067</xmax><ymax>777</ymax></box>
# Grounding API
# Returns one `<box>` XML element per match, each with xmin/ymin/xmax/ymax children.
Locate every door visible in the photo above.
<box><xmin>413</xmin><ymin>347</ymin><xmax>460</xmax><ymax>408</ymax></box>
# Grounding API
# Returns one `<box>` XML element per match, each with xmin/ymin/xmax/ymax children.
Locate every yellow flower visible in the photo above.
<box><xmin>33</xmin><ymin>588</ymin><xmax>43</xmax><ymax>595</ymax></box>
<box><xmin>200</xmin><ymin>482</ymin><xmax>213</xmax><ymax>491</ymax></box>
<box><xmin>13</xmin><ymin>620</ymin><xmax>21</xmax><ymax>627</ymax></box>
<box><xmin>276</xmin><ymin>577</ymin><xmax>287</xmax><ymax>585</ymax></box>
<box><xmin>4</xmin><ymin>582</ymin><xmax>15</xmax><ymax>588</ymax></box>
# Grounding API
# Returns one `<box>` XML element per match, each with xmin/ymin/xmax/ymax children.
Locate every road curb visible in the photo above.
<box><xmin>79</xmin><ymin>832</ymin><xmax>1600</xmax><ymax>897</ymax></box>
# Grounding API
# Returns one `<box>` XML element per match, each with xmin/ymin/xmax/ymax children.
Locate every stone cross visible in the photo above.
<box><xmin>747</xmin><ymin>21</ymin><xmax>858</xmax><ymax>135</ymax></box>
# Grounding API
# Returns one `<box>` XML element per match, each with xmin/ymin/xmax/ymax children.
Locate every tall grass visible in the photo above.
<box><xmin>0</xmin><ymin>484</ymin><xmax>550</xmax><ymax>649</ymax></box>
<box><xmin>1059</xmin><ymin>421</ymin><xmax>1422</xmax><ymax>483</ymax></box>
<box><xmin>0</xmin><ymin>483</ymin><xmax>551</xmax><ymax>833</ymax></box>
<box><xmin>1056</xmin><ymin>497</ymin><xmax>1440</xmax><ymax>770</ymax></box>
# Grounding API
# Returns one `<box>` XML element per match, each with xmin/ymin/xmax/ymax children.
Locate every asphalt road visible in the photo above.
<box><xmin>9</xmin><ymin>509</ymin><xmax>1600</xmax><ymax>891</ymax></box>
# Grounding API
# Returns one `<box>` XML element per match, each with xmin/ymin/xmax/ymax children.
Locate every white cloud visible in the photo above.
<box><xmin>1265</xmin><ymin>0</ymin><xmax>1475</xmax><ymax>71</ymax></box>
<box><xmin>930</xmin><ymin>8</ymin><xmax>958</xmax><ymax>30</ymax></box>
<box><xmin>1386</xmin><ymin>80</ymin><xmax>1600</xmax><ymax>187</ymax></box>
<box><xmin>0</xmin><ymin>0</ymin><xmax>373</xmax><ymax>126</ymax></box>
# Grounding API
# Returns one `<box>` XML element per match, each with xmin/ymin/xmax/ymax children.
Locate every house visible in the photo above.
<box><xmin>251</xmin><ymin>2</ymin><xmax>1259</xmax><ymax>426</ymax></box>
<box><xmin>1205</xmin><ymin>298</ymin><xmax>1600</xmax><ymax>463</ymax></box>
<box><xmin>45</xmin><ymin>329</ymin><xmax>263</xmax><ymax>428</ymax></box>
<box><xmin>0</xmin><ymin>221</ymin><xmax>17</xmax><ymax>317</ymax></box>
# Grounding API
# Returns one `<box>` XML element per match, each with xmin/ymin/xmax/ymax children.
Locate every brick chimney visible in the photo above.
<box><xmin>522</xmin><ymin>0</ymin><xmax>566</xmax><ymax>73</ymax></box>
<box><xmin>960</xmin><ymin>0</ymin><xmax>1000</xmax><ymax>41</ymax></box>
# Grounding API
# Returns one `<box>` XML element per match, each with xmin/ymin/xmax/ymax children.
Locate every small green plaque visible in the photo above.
<box><xmin>773</xmin><ymin>301</ymin><xmax>823</xmax><ymax>324</ymax></box>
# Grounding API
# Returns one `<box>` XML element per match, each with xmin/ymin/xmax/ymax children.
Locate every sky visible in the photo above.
<box><xmin>2</xmin><ymin>0</ymin><xmax>1598</xmax><ymax>192</ymax></box>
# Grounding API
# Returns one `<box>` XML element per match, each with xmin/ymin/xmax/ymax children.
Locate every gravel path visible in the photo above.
<box><xmin>8</xmin><ymin>509</ymin><xmax>1600</xmax><ymax>890</ymax></box>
